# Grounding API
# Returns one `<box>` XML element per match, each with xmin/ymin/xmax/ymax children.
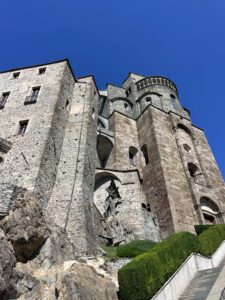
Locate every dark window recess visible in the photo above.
<box><xmin>203</xmin><ymin>213</ymin><xmax>215</xmax><ymax>224</ymax></box>
<box><xmin>125</xmin><ymin>87</ymin><xmax>132</xmax><ymax>96</ymax></box>
<box><xmin>18</xmin><ymin>120</ymin><xmax>29</xmax><ymax>135</ymax></box>
<box><xmin>141</xmin><ymin>144</ymin><xmax>149</xmax><ymax>165</ymax></box>
<box><xmin>0</xmin><ymin>157</ymin><xmax>3</xmax><ymax>163</ymax></box>
<box><xmin>24</xmin><ymin>86</ymin><xmax>40</xmax><ymax>105</ymax></box>
<box><xmin>0</xmin><ymin>92</ymin><xmax>10</xmax><ymax>109</ymax></box>
<box><xmin>129</xmin><ymin>146</ymin><xmax>138</xmax><ymax>166</ymax></box>
<box><xmin>13</xmin><ymin>72</ymin><xmax>20</xmax><ymax>79</ymax></box>
<box><xmin>39</xmin><ymin>67</ymin><xmax>46</xmax><ymax>74</ymax></box>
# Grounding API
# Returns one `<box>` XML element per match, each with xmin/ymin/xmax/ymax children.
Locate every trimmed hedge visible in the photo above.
<box><xmin>195</xmin><ymin>224</ymin><xmax>212</xmax><ymax>235</ymax></box>
<box><xmin>118</xmin><ymin>225</ymin><xmax>225</xmax><ymax>300</ymax></box>
<box><xmin>117</xmin><ymin>240</ymin><xmax>157</xmax><ymax>258</ymax></box>
<box><xmin>198</xmin><ymin>224</ymin><xmax>225</xmax><ymax>256</ymax></box>
<box><xmin>118</xmin><ymin>232</ymin><xmax>200</xmax><ymax>300</ymax></box>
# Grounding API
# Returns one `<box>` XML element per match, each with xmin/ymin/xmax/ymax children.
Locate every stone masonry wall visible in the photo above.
<box><xmin>0</xmin><ymin>61</ymin><xmax>67</xmax><ymax>192</ymax></box>
<box><xmin>47</xmin><ymin>76</ymin><xmax>100</xmax><ymax>256</ymax></box>
<box><xmin>34</xmin><ymin>63</ymin><xmax>75</xmax><ymax>203</ymax></box>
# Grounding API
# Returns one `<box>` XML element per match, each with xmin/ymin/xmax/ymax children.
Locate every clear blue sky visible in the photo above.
<box><xmin>1</xmin><ymin>0</ymin><xmax>225</xmax><ymax>179</ymax></box>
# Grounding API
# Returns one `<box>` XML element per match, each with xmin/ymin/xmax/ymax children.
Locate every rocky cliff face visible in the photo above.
<box><xmin>0</xmin><ymin>187</ymin><xmax>118</xmax><ymax>300</ymax></box>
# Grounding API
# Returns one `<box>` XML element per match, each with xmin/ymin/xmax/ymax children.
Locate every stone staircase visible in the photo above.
<box><xmin>179</xmin><ymin>258</ymin><xmax>225</xmax><ymax>300</ymax></box>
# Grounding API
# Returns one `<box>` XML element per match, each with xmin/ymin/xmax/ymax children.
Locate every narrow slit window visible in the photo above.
<box><xmin>0</xmin><ymin>92</ymin><xmax>10</xmax><ymax>109</ymax></box>
<box><xmin>141</xmin><ymin>144</ymin><xmax>149</xmax><ymax>165</ymax></box>
<box><xmin>18</xmin><ymin>120</ymin><xmax>29</xmax><ymax>135</ymax></box>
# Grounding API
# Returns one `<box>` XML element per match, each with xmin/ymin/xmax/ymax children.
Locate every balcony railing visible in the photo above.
<box><xmin>136</xmin><ymin>76</ymin><xmax>178</xmax><ymax>94</ymax></box>
<box><xmin>24</xmin><ymin>95</ymin><xmax>38</xmax><ymax>105</ymax></box>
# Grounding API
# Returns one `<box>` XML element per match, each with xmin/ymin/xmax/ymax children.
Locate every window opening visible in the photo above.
<box><xmin>18</xmin><ymin>120</ymin><xmax>29</xmax><ymax>135</ymax></box>
<box><xmin>65</xmin><ymin>99</ymin><xmax>70</xmax><ymax>111</ymax></box>
<box><xmin>141</xmin><ymin>144</ymin><xmax>149</xmax><ymax>165</ymax></box>
<box><xmin>0</xmin><ymin>92</ymin><xmax>10</xmax><ymax>109</ymax></box>
<box><xmin>203</xmin><ymin>213</ymin><xmax>215</xmax><ymax>224</ymax></box>
<box><xmin>24</xmin><ymin>87</ymin><xmax>40</xmax><ymax>105</ymax></box>
<box><xmin>13</xmin><ymin>72</ymin><xmax>20</xmax><ymax>79</ymax></box>
<box><xmin>0</xmin><ymin>157</ymin><xmax>3</xmax><ymax>163</ymax></box>
<box><xmin>32</xmin><ymin>86</ymin><xmax>40</xmax><ymax>97</ymax></box>
<box><xmin>125</xmin><ymin>87</ymin><xmax>131</xmax><ymax>96</ymax></box>
<box><xmin>92</xmin><ymin>108</ymin><xmax>96</xmax><ymax>119</ymax></box>
<box><xmin>142</xmin><ymin>203</ymin><xmax>147</xmax><ymax>210</ymax></box>
<box><xmin>183</xmin><ymin>144</ymin><xmax>191</xmax><ymax>152</ymax></box>
<box><xmin>145</xmin><ymin>97</ymin><xmax>152</xmax><ymax>103</ymax></box>
<box><xmin>187</xmin><ymin>162</ymin><xmax>199</xmax><ymax>178</ymax></box>
<box><xmin>39</xmin><ymin>67</ymin><xmax>46</xmax><ymax>74</ymax></box>
<box><xmin>129</xmin><ymin>146</ymin><xmax>138</xmax><ymax>166</ymax></box>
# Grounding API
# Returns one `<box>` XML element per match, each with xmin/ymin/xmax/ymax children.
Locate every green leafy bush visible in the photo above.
<box><xmin>198</xmin><ymin>224</ymin><xmax>225</xmax><ymax>256</ymax></box>
<box><xmin>117</xmin><ymin>240</ymin><xmax>157</xmax><ymax>258</ymax></box>
<box><xmin>195</xmin><ymin>224</ymin><xmax>212</xmax><ymax>235</ymax></box>
<box><xmin>101</xmin><ymin>245</ymin><xmax>118</xmax><ymax>261</ymax></box>
<box><xmin>118</xmin><ymin>232</ymin><xmax>200</xmax><ymax>300</ymax></box>
<box><xmin>118</xmin><ymin>225</ymin><xmax>225</xmax><ymax>300</ymax></box>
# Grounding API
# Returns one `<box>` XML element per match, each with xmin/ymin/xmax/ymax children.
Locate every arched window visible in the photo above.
<box><xmin>97</xmin><ymin>134</ymin><xmax>114</xmax><ymax>168</ymax></box>
<box><xmin>187</xmin><ymin>162</ymin><xmax>199</xmax><ymax>178</ymax></box>
<box><xmin>141</xmin><ymin>144</ymin><xmax>149</xmax><ymax>165</ymax></box>
<box><xmin>129</xmin><ymin>146</ymin><xmax>138</xmax><ymax>166</ymax></box>
<box><xmin>177</xmin><ymin>123</ymin><xmax>192</xmax><ymax>137</ymax></box>
<box><xmin>200</xmin><ymin>197</ymin><xmax>222</xmax><ymax>224</ymax></box>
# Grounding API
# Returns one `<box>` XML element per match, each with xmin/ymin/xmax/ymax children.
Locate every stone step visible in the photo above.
<box><xmin>179</xmin><ymin>264</ymin><xmax>224</xmax><ymax>300</ymax></box>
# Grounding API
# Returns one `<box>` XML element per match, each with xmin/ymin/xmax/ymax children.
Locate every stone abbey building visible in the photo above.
<box><xmin>0</xmin><ymin>59</ymin><xmax>225</xmax><ymax>256</ymax></box>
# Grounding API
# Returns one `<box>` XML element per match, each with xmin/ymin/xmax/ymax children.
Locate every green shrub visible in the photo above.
<box><xmin>195</xmin><ymin>224</ymin><xmax>212</xmax><ymax>235</ymax></box>
<box><xmin>118</xmin><ymin>225</ymin><xmax>225</xmax><ymax>300</ymax></box>
<box><xmin>118</xmin><ymin>232</ymin><xmax>200</xmax><ymax>300</ymax></box>
<box><xmin>117</xmin><ymin>240</ymin><xmax>157</xmax><ymax>258</ymax></box>
<box><xmin>198</xmin><ymin>224</ymin><xmax>225</xmax><ymax>256</ymax></box>
<box><xmin>101</xmin><ymin>245</ymin><xmax>118</xmax><ymax>261</ymax></box>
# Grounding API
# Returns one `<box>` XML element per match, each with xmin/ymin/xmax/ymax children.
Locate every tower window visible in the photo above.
<box><xmin>18</xmin><ymin>120</ymin><xmax>29</xmax><ymax>135</ymax></box>
<box><xmin>183</xmin><ymin>144</ymin><xmax>191</xmax><ymax>152</ymax></box>
<box><xmin>32</xmin><ymin>86</ymin><xmax>40</xmax><ymax>97</ymax></box>
<box><xmin>141</xmin><ymin>144</ymin><xmax>149</xmax><ymax>165</ymax></box>
<box><xmin>125</xmin><ymin>87</ymin><xmax>131</xmax><ymax>96</ymax></box>
<box><xmin>39</xmin><ymin>67</ymin><xmax>46</xmax><ymax>75</ymax></box>
<box><xmin>170</xmin><ymin>94</ymin><xmax>176</xmax><ymax>99</ymax></box>
<box><xmin>13</xmin><ymin>72</ymin><xmax>20</xmax><ymax>79</ymax></box>
<box><xmin>0</xmin><ymin>157</ymin><xmax>3</xmax><ymax>163</ymax></box>
<box><xmin>24</xmin><ymin>87</ymin><xmax>40</xmax><ymax>105</ymax></box>
<box><xmin>129</xmin><ymin>146</ymin><xmax>138</xmax><ymax>166</ymax></box>
<box><xmin>0</xmin><ymin>92</ymin><xmax>10</xmax><ymax>109</ymax></box>
<box><xmin>145</xmin><ymin>97</ymin><xmax>152</xmax><ymax>103</ymax></box>
<box><xmin>187</xmin><ymin>162</ymin><xmax>200</xmax><ymax>178</ymax></box>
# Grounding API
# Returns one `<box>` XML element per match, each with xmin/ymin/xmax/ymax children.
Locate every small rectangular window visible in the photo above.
<box><xmin>0</xmin><ymin>92</ymin><xmax>10</xmax><ymax>109</ymax></box>
<box><xmin>39</xmin><ymin>67</ymin><xmax>46</xmax><ymax>74</ymax></box>
<box><xmin>24</xmin><ymin>86</ymin><xmax>40</xmax><ymax>105</ymax></box>
<box><xmin>13</xmin><ymin>72</ymin><xmax>20</xmax><ymax>79</ymax></box>
<box><xmin>18</xmin><ymin>120</ymin><xmax>29</xmax><ymax>135</ymax></box>
<box><xmin>32</xmin><ymin>86</ymin><xmax>40</xmax><ymax>96</ymax></box>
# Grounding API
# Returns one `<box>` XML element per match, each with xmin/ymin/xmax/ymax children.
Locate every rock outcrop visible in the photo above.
<box><xmin>0</xmin><ymin>187</ymin><xmax>118</xmax><ymax>299</ymax></box>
